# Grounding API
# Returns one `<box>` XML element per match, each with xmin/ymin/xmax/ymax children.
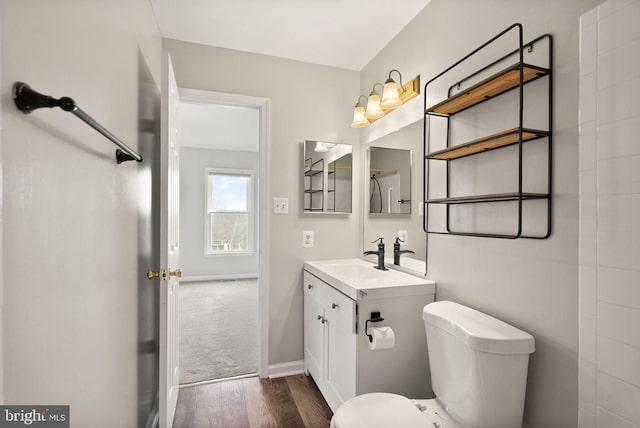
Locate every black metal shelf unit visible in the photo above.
<box><xmin>423</xmin><ymin>23</ymin><xmax>553</xmax><ymax>239</ymax></box>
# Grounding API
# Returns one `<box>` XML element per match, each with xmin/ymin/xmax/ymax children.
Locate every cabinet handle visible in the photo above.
<box><xmin>317</xmin><ymin>315</ymin><xmax>326</xmax><ymax>324</ymax></box>
<box><xmin>332</xmin><ymin>303</ymin><xmax>339</xmax><ymax>309</ymax></box>
<box><xmin>307</xmin><ymin>284</ymin><xmax>313</xmax><ymax>290</ymax></box>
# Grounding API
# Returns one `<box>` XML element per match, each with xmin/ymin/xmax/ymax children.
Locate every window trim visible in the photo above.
<box><xmin>204</xmin><ymin>167</ymin><xmax>255</xmax><ymax>256</ymax></box>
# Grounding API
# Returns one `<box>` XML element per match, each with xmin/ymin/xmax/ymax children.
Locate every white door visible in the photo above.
<box><xmin>159</xmin><ymin>52</ymin><xmax>181</xmax><ymax>428</ymax></box>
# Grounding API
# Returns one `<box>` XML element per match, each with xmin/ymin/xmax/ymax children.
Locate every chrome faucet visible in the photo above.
<box><xmin>363</xmin><ymin>237</ymin><xmax>388</xmax><ymax>270</ymax></box>
<box><xmin>393</xmin><ymin>237</ymin><xmax>415</xmax><ymax>266</ymax></box>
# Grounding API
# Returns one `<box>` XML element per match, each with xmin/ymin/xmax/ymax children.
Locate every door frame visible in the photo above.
<box><xmin>178</xmin><ymin>87</ymin><xmax>270</xmax><ymax>377</ymax></box>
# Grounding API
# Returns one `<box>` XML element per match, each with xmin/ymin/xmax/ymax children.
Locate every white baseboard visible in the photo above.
<box><xmin>180</xmin><ymin>273</ymin><xmax>258</xmax><ymax>283</ymax></box>
<box><xmin>268</xmin><ymin>360</ymin><xmax>305</xmax><ymax>379</ymax></box>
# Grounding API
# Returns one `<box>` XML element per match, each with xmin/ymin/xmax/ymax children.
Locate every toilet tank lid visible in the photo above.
<box><xmin>423</xmin><ymin>301</ymin><xmax>535</xmax><ymax>355</ymax></box>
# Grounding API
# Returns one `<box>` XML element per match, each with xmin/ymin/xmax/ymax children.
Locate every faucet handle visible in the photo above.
<box><xmin>395</xmin><ymin>237</ymin><xmax>405</xmax><ymax>244</ymax></box>
<box><xmin>371</xmin><ymin>237</ymin><xmax>384</xmax><ymax>244</ymax></box>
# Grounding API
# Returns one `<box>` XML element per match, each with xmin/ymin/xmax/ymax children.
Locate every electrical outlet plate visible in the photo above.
<box><xmin>303</xmin><ymin>231</ymin><xmax>314</xmax><ymax>248</ymax></box>
<box><xmin>398</xmin><ymin>230</ymin><xmax>408</xmax><ymax>245</ymax></box>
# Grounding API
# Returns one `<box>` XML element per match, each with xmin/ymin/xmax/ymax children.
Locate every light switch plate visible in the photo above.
<box><xmin>398</xmin><ymin>230</ymin><xmax>408</xmax><ymax>245</ymax></box>
<box><xmin>273</xmin><ymin>197</ymin><xmax>288</xmax><ymax>214</ymax></box>
<box><xmin>303</xmin><ymin>231</ymin><xmax>314</xmax><ymax>248</ymax></box>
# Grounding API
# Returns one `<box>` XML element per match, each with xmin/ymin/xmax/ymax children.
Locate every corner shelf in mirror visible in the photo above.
<box><xmin>370</xmin><ymin>168</ymin><xmax>397</xmax><ymax>175</ymax></box>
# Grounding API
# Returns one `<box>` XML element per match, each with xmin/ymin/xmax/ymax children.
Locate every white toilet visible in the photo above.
<box><xmin>331</xmin><ymin>301</ymin><xmax>535</xmax><ymax>428</ymax></box>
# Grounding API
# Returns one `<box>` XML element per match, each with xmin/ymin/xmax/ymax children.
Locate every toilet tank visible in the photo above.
<box><xmin>423</xmin><ymin>301</ymin><xmax>535</xmax><ymax>428</ymax></box>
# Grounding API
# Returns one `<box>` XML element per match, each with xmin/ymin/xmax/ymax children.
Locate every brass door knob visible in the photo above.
<box><xmin>168</xmin><ymin>268</ymin><xmax>182</xmax><ymax>278</ymax></box>
<box><xmin>147</xmin><ymin>269</ymin><xmax>167</xmax><ymax>281</ymax></box>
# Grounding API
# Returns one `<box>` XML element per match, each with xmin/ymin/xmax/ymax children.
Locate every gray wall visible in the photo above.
<box><xmin>359</xmin><ymin>0</ymin><xmax>603</xmax><ymax>427</ymax></box>
<box><xmin>1</xmin><ymin>1</ymin><xmax>161</xmax><ymax>426</ymax></box>
<box><xmin>180</xmin><ymin>147</ymin><xmax>259</xmax><ymax>279</ymax></box>
<box><xmin>164</xmin><ymin>38</ymin><xmax>362</xmax><ymax>365</ymax></box>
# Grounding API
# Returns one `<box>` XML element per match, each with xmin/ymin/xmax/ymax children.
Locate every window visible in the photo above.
<box><xmin>205</xmin><ymin>168</ymin><xmax>254</xmax><ymax>255</ymax></box>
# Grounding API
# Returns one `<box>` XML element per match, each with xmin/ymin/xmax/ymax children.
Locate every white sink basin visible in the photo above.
<box><xmin>304</xmin><ymin>258</ymin><xmax>435</xmax><ymax>300</ymax></box>
<box><xmin>316</xmin><ymin>262</ymin><xmax>386</xmax><ymax>280</ymax></box>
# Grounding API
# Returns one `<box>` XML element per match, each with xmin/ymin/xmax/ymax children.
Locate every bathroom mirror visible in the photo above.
<box><xmin>362</xmin><ymin>121</ymin><xmax>426</xmax><ymax>273</ymax></box>
<box><xmin>368</xmin><ymin>147</ymin><xmax>412</xmax><ymax>214</ymax></box>
<box><xmin>303</xmin><ymin>140</ymin><xmax>353</xmax><ymax>213</ymax></box>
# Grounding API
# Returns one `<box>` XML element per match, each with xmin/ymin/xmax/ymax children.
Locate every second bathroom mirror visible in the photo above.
<box><xmin>303</xmin><ymin>140</ymin><xmax>353</xmax><ymax>213</ymax></box>
<box><xmin>368</xmin><ymin>147</ymin><xmax>412</xmax><ymax>214</ymax></box>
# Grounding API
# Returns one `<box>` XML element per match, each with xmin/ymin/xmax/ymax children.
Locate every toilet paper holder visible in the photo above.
<box><xmin>365</xmin><ymin>311</ymin><xmax>385</xmax><ymax>343</ymax></box>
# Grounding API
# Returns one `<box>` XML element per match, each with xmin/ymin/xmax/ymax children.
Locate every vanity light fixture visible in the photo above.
<box><xmin>350</xmin><ymin>70</ymin><xmax>420</xmax><ymax>128</ymax></box>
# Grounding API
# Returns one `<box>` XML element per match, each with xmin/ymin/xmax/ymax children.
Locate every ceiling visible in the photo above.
<box><xmin>150</xmin><ymin>0</ymin><xmax>431</xmax><ymax>71</ymax></box>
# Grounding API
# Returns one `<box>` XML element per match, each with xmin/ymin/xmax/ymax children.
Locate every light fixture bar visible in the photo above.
<box><xmin>398</xmin><ymin>75</ymin><xmax>421</xmax><ymax>104</ymax></box>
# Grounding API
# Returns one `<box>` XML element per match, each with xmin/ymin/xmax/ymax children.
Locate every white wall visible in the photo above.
<box><xmin>579</xmin><ymin>1</ymin><xmax>640</xmax><ymax>427</ymax></box>
<box><xmin>360</xmin><ymin>0</ymin><xmax>602</xmax><ymax>426</ymax></box>
<box><xmin>163</xmin><ymin>38</ymin><xmax>361</xmax><ymax>365</ymax></box>
<box><xmin>1</xmin><ymin>1</ymin><xmax>161</xmax><ymax>426</ymax></box>
<box><xmin>180</xmin><ymin>147</ymin><xmax>259</xmax><ymax>279</ymax></box>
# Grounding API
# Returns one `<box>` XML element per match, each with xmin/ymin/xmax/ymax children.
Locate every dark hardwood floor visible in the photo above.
<box><xmin>173</xmin><ymin>374</ymin><xmax>333</xmax><ymax>428</ymax></box>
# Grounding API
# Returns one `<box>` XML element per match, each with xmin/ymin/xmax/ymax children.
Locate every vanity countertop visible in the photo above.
<box><xmin>304</xmin><ymin>258</ymin><xmax>436</xmax><ymax>300</ymax></box>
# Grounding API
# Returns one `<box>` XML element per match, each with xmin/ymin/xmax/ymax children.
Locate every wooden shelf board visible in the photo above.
<box><xmin>426</xmin><ymin>63</ymin><xmax>549</xmax><ymax>116</ymax></box>
<box><xmin>426</xmin><ymin>192</ymin><xmax>548</xmax><ymax>204</ymax></box>
<box><xmin>426</xmin><ymin>128</ymin><xmax>549</xmax><ymax>160</ymax></box>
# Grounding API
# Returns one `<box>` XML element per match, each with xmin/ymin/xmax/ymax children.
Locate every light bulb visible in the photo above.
<box><xmin>381</xmin><ymin>78</ymin><xmax>402</xmax><ymax>110</ymax></box>
<box><xmin>351</xmin><ymin>102</ymin><xmax>370</xmax><ymax>128</ymax></box>
<box><xmin>365</xmin><ymin>90</ymin><xmax>384</xmax><ymax>120</ymax></box>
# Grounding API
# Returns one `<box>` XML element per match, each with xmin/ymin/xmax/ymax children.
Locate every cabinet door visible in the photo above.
<box><xmin>322</xmin><ymin>284</ymin><xmax>357</xmax><ymax>410</ymax></box>
<box><xmin>303</xmin><ymin>272</ymin><xmax>324</xmax><ymax>382</ymax></box>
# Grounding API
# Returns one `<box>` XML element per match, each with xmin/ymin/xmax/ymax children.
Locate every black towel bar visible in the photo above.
<box><xmin>12</xmin><ymin>82</ymin><xmax>143</xmax><ymax>164</ymax></box>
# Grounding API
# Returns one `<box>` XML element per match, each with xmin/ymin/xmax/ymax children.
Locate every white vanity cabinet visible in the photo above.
<box><xmin>303</xmin><ymin>259</ymin><xmax>436</xmax><ymax>412</ymax></box>
<box><xmin>303</xmin><ymin>271</ymin><xmax>357</xmax><ymax>411</ymax></box>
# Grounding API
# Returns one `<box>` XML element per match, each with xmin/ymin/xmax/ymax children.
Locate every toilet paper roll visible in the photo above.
<box><xmin>367</xmin><ymin>326</ymin><xmax>396</xmax><ymax>350</ymax></box>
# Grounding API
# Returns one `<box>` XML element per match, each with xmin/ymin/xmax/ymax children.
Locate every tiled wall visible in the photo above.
<box><xmin>579</xmin><ymin>1</ymin><xmax>640</xmax><ymax>427</ymax></box>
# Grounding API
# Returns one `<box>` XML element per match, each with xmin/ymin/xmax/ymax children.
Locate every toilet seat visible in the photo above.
<box><xmin>331</xmin><ymin>393</ymin><xmax>427</xmax><ymax>428</ymax></box>
<box><xmin>331</xmin><ymin>393</ymin><xmax>463</xmax><ymax>428</ymax></box>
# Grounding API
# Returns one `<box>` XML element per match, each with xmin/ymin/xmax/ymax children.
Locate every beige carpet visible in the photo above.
<box><xmin>179</xmin><ymin>279</ymin><xmax>258</xmax><ymax>385</ymax></box>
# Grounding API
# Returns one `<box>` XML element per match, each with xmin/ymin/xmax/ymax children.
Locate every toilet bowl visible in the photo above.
<box><xmin>330</xmin><ymin>301</ymin><xmax>535</xmax><ymax>428</ymax></box>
